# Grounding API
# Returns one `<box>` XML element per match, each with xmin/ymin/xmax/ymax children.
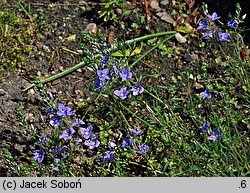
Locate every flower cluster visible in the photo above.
<box><xmin>200</xmin><ymin>121</ymin><xmax>223</xmax><ymax>141</ymax></box>
<box><xmin>33</xmin><ymin>103</ymin><xmax>100</xmax><ymax>170</ymax></box>
<box><xmin>197</xmin><ymin>11</ymin><xmax>229</xmax><ymax>41</ymax></box>
<box><xmin>121</xmin><ymin>127</ymin><xmax>149</xmax><ymax>154</ymax></box>
<box><xmin>198</xmin><ymin>89</ymin><xmax>223</xmax><ymax>142</ymax></box>
<box><xmin>94</xmin><ymin>55</ymin><xmax>144</xmax><ymax>99</ymax></box>
<box><xmin>198</xmin><ymin>3</ymin><xmax>247</xmax><ymax>42</ymax></box>
<box><xmin>102</xmin><ymin>127</ymin><xmax>149</xmax><ymax>163</ymax></box>
<box><xmin>60</xmin><ymin>123</ymin><xmax>100</xmax><ymax>150</ymax></box>
<box><xmin>49</xmin><ymin>103</ymin><xmax>75</xmax><ymax>127</ymax></box>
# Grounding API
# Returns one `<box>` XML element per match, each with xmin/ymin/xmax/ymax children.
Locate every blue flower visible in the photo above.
<box><xmin>39</xmin><ymin>135</ymin><xmax>48</xmax><ymax>144</ymax></box>
<box><xmin>227</xmin><ymin>19</ymin><xmax>238</xmax><ymax>29</ymax></box>
<box><xmin>100</xmin><ymin>55</ymin><xmax>109</xmax><ymax>66</ymax></box>
<box><xmin>134</xmin><ymin>144</ymin><xmax>149</xmax><ymax>154</ymax></box>
<box><xmin>80</xmin><ymin>125</ymin><xmax>93</xmax><ymax>139</ymax></box>
<box><xmin>72</xmin><ymin>118</ymin><xmax>85</xmax><ymax>127</ymax></box>
<box><xmin>108</xmin><ymin>141</ymin><xmax>117</xmax><ymax>148</ymax></box>
<box><xmin>200</xmin><ymin>89</ymin><xmax>212</xmax><ymax>99</ymax></box>
<box><xmin>94</xmin><ymin>78</ymin><xmax>106</xmax><ymax>90</ymax></box>
<box><xmin>197</xmin><ymin>19</ymin><xmax>209</xmax><ymax>30</ymax></box>
<box><xmin>49</xmin><ymin>115</ymin><xmax>61</xmax><ymax>126</ymax></box>
<box><xmin>131</xmin><ymin>128</ymin><xmax>142</xmax><ymax>136</ymax></box>
<box><xmin>207</xmin><ymin>128</ymin><xmax>222</xmax><ymax>141</ymax></box>
<box><xmin>59</xmin><ymin>128</ymin><xmax>75</xmax><ymax>140</ymax></box>
<box><xmin>212</xmin><ymin>128</ymin><xmax>223</xmax><ymax>139</ymax></box>
<box><xmin>130</xmin><ymin>82</ymin><xmax>144</xmax><ymax>96</ymax></box>
<box><xmin>218</xmin><ymin>32</ymin><xmax>228</xmax><ymax>41</ymax></box>
<box><xmin>207</xmin><ymin>12</ymin><xmax>220</xmax><ymax>21</ymax></box>
<box><xmin>207</xmin><ymin>135</ymin><xmax>217</xmax><ymax>141</ymax></box>
<box><xmin>57</xmin><ymin>103</ymin><xmax>75</xmax><ymax>117</ymax></box>
<box><xmin>114</xmin><ymin>87</ymin><xmax>129</xmax><ymax>99</ymax></box>
<box><xmin>111</xmin><ymin>65</ymin><xmax>118</xmax><ymax>77</ymax></box>
<box><xmin>46</xmin><ymin>107</ymin><xmax>54</xmax><ymax>115</ymax></box>
<box><xmin>97</xmin><ymin>68</ymin><xmax>110</xmax><ymax>81</ymax></box>
<box><xmin>200</xmin><ymin>121</ymin><xmax>210</xmax><ymax>133</ymax></box>
<box><xmin>84</xmin><ymin>134</ymin><xmax>100</xmax><ymax>149</ymax></box>
<box><xmin>119</xmin><ymin>67</ymin><xmax>132</xmax><ymax>81</ymax></box>
<box><xmin>121</xmin><ymin>138</ymin><xmax>132</xmax><ymax>148</ymax></box>
<box><xmin>52</xmin><ymin>145</ymin><xmax>68</xmax><ymax>156</ymax></box>
<box><xmin>50</xmin><ymin>158</ymin><xmax>64</xmax><ymax>171</ymax></box>
<box><xmin>103</xmin><ymin>151</ymin><xmax>115</xmax><ymax>162</ymax></box>
<box><xmin>33</xmin><ymin>148</ymin><xmax>45</xmax><ymax>163</ymax></box>
<box><xmin>202</xmin><ymin>30</ymin><xmax>214</xmax><ymax>39</ymax></box>
<box><xmin>75</xmin><ymin>136</ymin><xmax>83</xmax><ymax>144</ymax></box>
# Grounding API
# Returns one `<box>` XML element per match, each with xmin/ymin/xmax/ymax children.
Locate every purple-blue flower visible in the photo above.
<box><xmin>94</xmin><ymin>78</ymin><xmax>106</xmax><ymax>90</ymax></box>
<box><xmin>108</xmin><ymin>141</ymin><xmax>117</xmax><ymax>148</ymax></box>
<box><xmin>212</xmin><ymin>128</ymin><xmax>223</xmax><ymax>139</ymax></box>
<box><xmin>97</xmin><ymin>68</ymin><xmax>110</xmax><ymax>81</ymax></box>
<box><xmin>227</xmin><ymin>19</ymin><xmax>239</xmax><ymax>29</ymax></box>
<box><xmin>207</xmin><ymin>12</ymin><xmax>220</xmax><ymax>21</ymax></box>
<box><xmin>200</xmin><ymin>89</ymin><xmax>212</xmax><ymax>99</ymax></box>
<box><xmin>207</xmin><ymin>135</ymin><xmax>217</xmax><ymax>141</ymax></box>
<box><xmin>114</xmin><ymin>87</ymin><xmax>129</xmax><ymax>99</ymax></box>
<box><xmin>197</xmin><ymin>19</ymin><xmax>209</xmax><ymax>30</ymax></box>
<box><xmin>200</xmin><ymin>121</ymin><xmax>210</xmax><ymax>133</ymax></box>
<box><xmin>39</xmin><ymin>135</ymin><xmax>48</xmax><ymax>144</ymax></box>
<box><xmin>46</xmin><ymin>107</ymin><xmax>54</xmax><ymax>115</ymax></box>
<box><xmin>50</xmin><ymin>158</ymin><xmax>64</xmax><ymax>171</ymax></box>
<box><xmin>72</xmin><ymin>118</ymin><xmax>85</xmax><ymax>127</ymax></box>
<box><xmin>75</xmin><ymin>136</ymin><xmax>83</xmax><ymax>144</ymax></box>
<box><xmin>80</xmin><ymin>125</ymin><xmax>93</xmax><ymax>139</ymax></box>
<box><xmin>112</xmin><ymin>65</ymin><xmax>118</xmax><ymax>77</ymax></box>
<box><xmin>134</xmin><ymin>144</ymin><xmax>149</xmax><ymax>154</ymax></box>
<box><xmin>131</xmin><ymin>128</ymin><xmax>142</xmax><ymax>136</ymax></box>
<box><xmin>202</xmin><ymin>30</ymin><xmax>214</xmax><ymax>39</ymax></box>
<box><xmin>33</xmin><ymin>148</ymin><xmax>45</xmax><ymax>163</ymax></box>
<box><xmin>59</xmin><ymin>128</ymin><xmax>75</xmax><ymax>140</ymax></box>
<box><xmin>218</xmin><ymin>32</ymin><xmax>228</xmax><ymax>41</ymax></box>
<box><xmin>57</xmin><ymin>103</ymin><xmax>75</xmax><ymax>117</ymax></box>
<box><xmin>84</xmin><ymin>134</ymin><xmax>100</xmax><ymax>149</ymax></box>
<box><xmin>119</xmin><ymin>67</ymin><xmax>132</xmax><ymax>81</ymax></box>
<box><xmin>49</xmin><ymin>115</ymin><xmax>61</xmax><ymax>126</ymax></box>
<box><xmin>100</xmin><ymin>55</ymin><xmax>109</xmax><ymax>66</ymax></box>
<box><xmin>207</xmin><ymin>128</ymin><xmax>222</xmax><ymax>141</ymax></box>
<box><xmin>103</xmin><ymin>151</ymin><xmax>114</xmax><ymax>162</ymax></box>
<box><xmin>130</xmin><ymin>82</ymin><xmax>144</xmax><ymax>96</ymax></box>
<box><xmin>121</xmin><ymin>138</ymin><xmax>132</xmax><ymax>148</ymax></box>
<box><xmin>52</xmin><ymin>145</ymin><xmax>68</xmax><ymax>156</ymax></box>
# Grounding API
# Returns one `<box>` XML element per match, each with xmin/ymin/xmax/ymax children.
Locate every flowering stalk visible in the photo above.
<box><xmin>22</xmin><ymin>31</ymin><xmax>177</xmax><ymax>92</ymax></box>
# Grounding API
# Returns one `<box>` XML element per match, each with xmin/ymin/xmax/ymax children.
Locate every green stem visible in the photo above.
<box><xmin>130</xmin><ymin>33</ymin><xmax>176</xmax><ymax>69</ymax></box>
<box><xmin>119</xmin><ymin>102</ymin><xmax>152</xmax><ymax>127</ymax></box>
<box><xmin>16</xmin><ymin>1</ymin><xmax>34</xmax><ymax>23</ymax></box>
<box><xmin>22</xmin><ymin>31</ymin><xmax>176</xmax><ymax>91</ymax></box>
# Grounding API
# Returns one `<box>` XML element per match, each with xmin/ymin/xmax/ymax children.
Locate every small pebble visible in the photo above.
<box><xmin>0</xmin><ymin>89</ymin><xmax>6</xmax><ymax>96</ymax></box>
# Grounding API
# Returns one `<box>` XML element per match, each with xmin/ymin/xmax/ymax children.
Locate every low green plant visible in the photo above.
<box><xmin>98</xmin><ymin>0</ymin><xmax>131</xmax><ymax>22</ymax></box>
<box><xmin>0</xmin><ymin>2</ymin><xmax>33</xmax><ymax>72</ymax></box>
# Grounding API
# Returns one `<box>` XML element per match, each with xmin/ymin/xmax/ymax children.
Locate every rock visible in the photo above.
<box><xmin>0</xmin><ymin>89</ymin><xmax>6</xmax><ymax>96</ymax></box>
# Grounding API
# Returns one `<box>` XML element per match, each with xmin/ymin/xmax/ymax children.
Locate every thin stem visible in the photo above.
<box><xmin>131</xmin><ymin>34</ymin><xmax>176</xmax><ymax>68</ymax></box>
<box><xmin>22</xmin><ymin>31</ymin><xmax>176</xmax><ymax>91</ymax></box>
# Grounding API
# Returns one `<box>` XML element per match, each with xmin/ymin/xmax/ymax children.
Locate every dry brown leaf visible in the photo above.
<box><xmin>184</xmin><ymin>0</ymin><xmax>195</xmax><ymax>9</ymax></box>
<box><xmin>156</xmin><ymin>11</ymin><xmax>175</xmax><ymax>24</ymax></box>
<box><xmin>194</xmin><ymin>82</ymin><xmax>204</xmax><ymax>89</ymax></box>
<box><xmin>149</xmin><ymin>0</ymin><xmax>162</xmax><ymax>11</ymax></box>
